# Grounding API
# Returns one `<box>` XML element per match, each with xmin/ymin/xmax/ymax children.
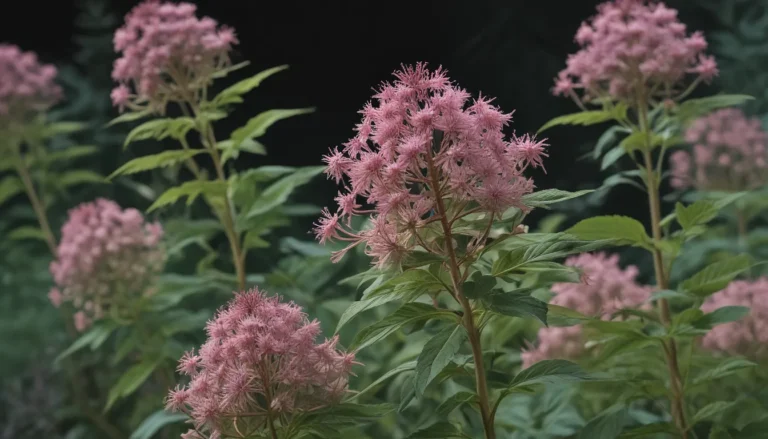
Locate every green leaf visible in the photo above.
<box><xmin>350</xmin><ymin>303</ymin><xmax>459</xmax><ymax>351</ymax></box>
<box><xmin>55</xmin><ymin>322</ymin><xmax>118</xmax><ymax>364</ymax></box>
<box><xmin>547</xmin><ymin>304</ymin><xmax>592</xmax><ymax>327</ymax></box>
<box><xmin>351</xmin><ymin>361</ymin><xmax>416</xmax><ymax>401</ymax></box>
<box><xmin>212</xmin><ymin>65</ymin><xmax>289</xmax><ymax>106</ymax></box>
<box><xmin>45</xmin><ymin>145</ymin><xmax>99</xmax><ymax>162</ymax></box>
<box><xmin>491</xmin><ymin>234</ymin><xmax>615</xmax><ymax>276</ymax></box>
<box><xmin>577</xmin><ymin>406</ymin><xmax>629</xmax><ymax>439</ymax></box>
<box><xmin>694</xmin><ymin>401</ymin><xmax>739</xmax><ymax>425</ymax></box>
<box><xmin>0</xmin><ymin>176</ymin><xmax>24</xmax><ymax>207</ymax></box>
<box><xmin>41</xmin><ymin>121</ymin><xmax>88</xmax><ymax>137</ymax></box>
<box><xmin>436</xmin><ymin>392</ymin><xmax>478</xmax><ymax>416</ymax></box>
<box><xmin>218</xmin><ymin>138</ymin><xmax>267</xmax><ymax>164</ymax></box>
<box><xmin>123</xmin><ymin>117</ymin><xmax>196</xmax><ymax>148</ymax></box>
<box><xmin>673</xmin><ymin>94</ymin><xmax>754</xmax><ymax>122</ymax></box>
<box><xmin>566</xmin><ymin>215</ymin><xmax>652</xmax><ymax>249</ymax></box>
<box><xmin>406</xmin><ymin>422</ymin><xmax>469</xmax><ymax>438</ymax></box>
<box><xmin>307</xmin><ymin>402</ymin><xmax>394</xmax><ymax>419</ymax></box>
<box><xmin>482</xmin><ymin>289</ymin><xmax>549</xmax><ymax>325</ymax></box>
<box><xmin>105</xmin><ymin>358</ymin><xmax>161</xmax><ymax>411</ymax></box>
<box><xmin>243</xmin><ymin>166</ymin><xmax>324</xmax><ymax>218</ymax></box>
<box><xmin>676</xmin><ymin>200</ymin><xmax>718</xmax><ymax>231</ymax></box>
<box><xmin>692</xmin><ymin>358</ymin><xmax>757</xmax><ymax>386</ymax></box>
<box><xmin>130</xmin><ymin>410</ymin><xmax>187</xmax><ymax>439</ymax></box>
<box><xmin>8</xmin><ymin>226</ymin><xmax>46</xmax><ymax>242</ymax></box>
<box><xmin>601</xmin><ymin>145</ymin><xmax>626</xmax><ymax>170</ymax></box>
<box><xmin>109</xmin><ymin>150</ymin><xmax>205</xmax><ymax>179</ymax></box>
<box><xmin>147</xmin><ymin>180</ymin><xmax>228</xmax><ymax>212</ymax></box>
<box><xmin>538</xmin><ymin>110</ymin><xmax>618</xmax><ymax>133</ymax></box>
<box><xmin>680</xmin><ymin>255</ymin><xmax>753</xmax><ymax>297</ymax></box>
<box><xmin>693</xmin><ymin>306</ymin><xmax>750</xmax><ymax>329</ymax></box>
<box><xmin>415</xmin><ymin>325</ymin><xmax>467</xmax><ymax>396</ymax></box>
<box><xmin>508</xmin><ymin>359</ymin><xmax>593</xmax><ymax>390</ymax></box>
<box><xmin>522</xmin><ymin>189</ymin><xmax>594</xmax><ymax>209</ymax></box>
<box><xmin>58</xmin><ymin>170</ymin><xmax>106</xmax><ymax>187</ymax></box>
<box><xmin>593</xmin><ymin>125</ymin><xmax>625</xmax><ymax>159</ymax></box>
<box><xmin>229</xmin><ymin>108</ymin><xmax>314</xmax><ymax>149</ymax></box>
<box><xmin>617</xmin><ymin>423</ymin><xmax>676</xmax><ymax>438</ymax></box>
<box><xmin>107</xmin><ymin>109</ymin><xmax>153</xmax><ymax>126</ymax></box>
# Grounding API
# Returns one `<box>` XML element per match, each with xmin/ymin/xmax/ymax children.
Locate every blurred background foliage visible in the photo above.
<box><xmin>1</xmin><ymin>0</ymin><xmax>768</xmax><ymax>438</ymax></box>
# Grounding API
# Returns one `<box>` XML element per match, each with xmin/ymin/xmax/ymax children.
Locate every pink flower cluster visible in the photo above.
<box><xmin>111</xmin><ymin>0</ymin><xmax>238</xmax><ymax>112</ymax></box>
<box><xmin>314</xmin><ymin>63</ymin><xmax>547</xmax><ymax>267</ymax></box>
<box><xmin>670</xmin><ymin>108</ymin><xmax>768</xmax><ymax>191</ymax></box>
<box><xmin>553</xmin><ymin>0</ymin><xmax>717</xmax><ymax>102</ymax></box>
<box><xmin>48</xmin><ymin>199</ymin><xmax>165</xmax><ymax>331</ymax></box>
<box><xmin>701</xmin><ymin>278</ymin><xmax>768</xmax><ymax>359</ymax></box>
<box><xmin>166</xmin><ymin>288</ymin><xmax>355</xmax><ymax>438</ymax></box>
<box><xmin>522</xmin><ymin>253</ymin><xmax>652</xmax><ymax>368</ymax></box>
<box><xmin>0</xmin><ymin>44</ymin><xmax>61</xmax><ymax>122</ymax></box>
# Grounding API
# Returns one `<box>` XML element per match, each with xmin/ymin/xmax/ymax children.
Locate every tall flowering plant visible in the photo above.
<box><xmin>107</xmin><ymin>0</ymin><xmax>323</xmax><ymax>292</ymax></box>
<box><xmin>316</xmin><ymin>63</ymin><xmax>610</xmax><ymax>438</ymax></box>
<box><xmin>542</xmin><ymin>0</ymin><xmax>760</xmax><ymax>436</ymax></box>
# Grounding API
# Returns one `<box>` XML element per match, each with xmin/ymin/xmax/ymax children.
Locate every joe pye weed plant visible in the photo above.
<box><xmin>541</xmin><ymin>0</ymin><xmax>767</xmax><ymax>437</ymax></box>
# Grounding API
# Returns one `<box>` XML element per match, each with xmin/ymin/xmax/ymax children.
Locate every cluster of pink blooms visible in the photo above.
<box><xmin>111</xmin><ymin>0</ymin><xmax>238</xmax><ymax>112</ymax></box>
<box><xmin>48</xmin><ymin>199</ymin><xmax>165</xmax><ymax>331</ymax></box>
<box><xmin>553</xmin><ymin>0</ymin><xmax>717</xmax><ymax>102</ymax></box>
<box><xmin>0</xmin><ymin>44</ymin><xmax>61</xmax><ymax>122</ymax></box>
<box><xmin>669</xmin><ymin>108</ymin><xmax>768</xmax><ymax>191</ymax></box>
<box><xmin>166</xmin><ymin>288</ymin><xmax>355</xmax><ymax>438</ymax></box>
<box><xmin>314</xmin><ymin>63</ymin><xmax>548</xmax><ymax>267</ymax></box>
<box><xmin>522</xmin><ymin>253</ymin><xmax>652</xmax><ymax>368</ymax></box>
<box><xmin>701</xmin><ymin>278</ymin><xmax>768</xmax><ymax>359</ymax></box>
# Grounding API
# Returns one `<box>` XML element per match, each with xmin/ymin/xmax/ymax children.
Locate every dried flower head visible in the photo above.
<box><xmin>553</xmin><ymin>0</ymin><xmax>717</xmax><ymax>103</ymax></box>
<box><xmin>49</xmin><ymin>198</ymin><xmax>165</xmax><ymax>330</ymax></box>
<box><xmin>111</xmin><ymin>0</ymin><xmax>238</xmax><ymax>112</ymax></box>
<box><xmin>670</xmin><ymin>108</ymin><xmax>767</xmax><ymax>191</ymax></box>
<box><xmin>701</xmin><ymin>278</ymin><xmax>768</xmax><ymax>359</ymax></box>
<box><xmin>0</xmin><ymin>44</ymin><xmax>61</xmax><ymax>124</ymax></box>
<box><xmin>167</xmin><ymin>288</ymin><xmax>355</xmax><ymax>438</ymax></box>
<box><xmin>314</xmin><ymin>63</ymin><xmax>547</xmax><ymax>267</ymax></box>
<box><xmin>522</xmin><ymin>252</ymin><xmax>651</xmax><ymax>367</ymax></box>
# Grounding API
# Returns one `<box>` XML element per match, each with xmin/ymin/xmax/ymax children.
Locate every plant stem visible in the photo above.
<box><xmin>736</xmin><ymin>208</ymin><xmax>748</xmax><ymax>240</ymax></box>
<box><xmin>637</xmin><ymin>104</ymin><xmax>689</xmax><ymax>438</ymax></box>
<box><xmin>424</xmin><ymin>143</ymin><xmax>495</xmax><ymax>439</ymax></box>
<box><xmin>12</xmin><ymin>149</ymin><xmax>57</xmax><ymax>255</ymax></box>
<box><xmin>190</xmin><ymin>106</ymin><xmax>247</xmax><ymax>291</ymax></box>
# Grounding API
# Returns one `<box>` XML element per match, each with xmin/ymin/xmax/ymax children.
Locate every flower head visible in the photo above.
<box><xmin>49</xmin><ymin>198</ymin><xmax>165</xmax><ymax>330</ymax></box>
<box><xmin>0</xmin><ymin>44</ymin><xmax>61</xmax><ymax>124</ymax></box>
<box><xmin>670</xmin><ymin>108</ymin><xmax>767</xmax><ymax>191</ymax></box>
<box><xmin>522</xmin><ymin>252</ymin><xmax>652</xmax><ymax>367</ymax></box>
<box><xmin>111</xmin><ymin>0</ymin><xmax>238</xmax><ymax>113</ymax></box>
<box><xmin>554</xmin><ymin>0</ymin><xmax>716</xmax><ymax>102</ymax></box>
<box><xmin>701</xmin><ymin>278</ymin><xmax>768</xmax><ymax>359</ymax></box>
<box><xmin>167</xmin><ymin>288</ymin><xmax>354</xmax><ymax>438</ymax></box>
<box><xmin>314</xmin><ymin>63</ymin><xmax>547</xmax><ymax>267</ymax></box>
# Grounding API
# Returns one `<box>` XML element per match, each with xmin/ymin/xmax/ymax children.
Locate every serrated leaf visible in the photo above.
<box><xmin>308</xmin><ymin>402</ymin><xmax>394</xmax><ymax>419</ymax></box>
<box><xmin>601</xmin><ymin>145</ymin><xmax>627</xmax><ymax>170</ymax></box>
<box><xmin>578</xmin><ymin>406</ymin><xmax>629</xmax><ymax>439</ymax></box>
<box><xmin>680</xmin><ymin>255</ymin><xmax>753</xmax><ymax>296</ymax></box>
<box><xmin>593</xmin><ymin>125</ymin><xmax>625</xmax><ymax>159</ymax></box>
<box><xmin>436</xmin><ymin>392</ymin><xmax>477</xmax><ymax>416</ymax></box>
<box><xmin>229</xmin><ymin>108</ymin><xmax>314</xmax><ymax>149</ymax></box>
<box><xmin>491</xmin><ymin>234</ymin><xmax>615</xmax><ymax>276</ymax></box>
<box><xmin>567</xmin><ymin>216</ymin><xmax>652</xmax><ymax>249</ymax></box>
<box><xmin>109</xmin><ymin>150</ymin><xmax>205</xmax><ymax>179</ymax></box>
<box><xmin>694</xmin><ymin>401</ymin><xmax>739</xmax><ymax>425</ymax></box>
<box><xmin>123</xmin><ymin>117</ymin><xmax>196</xmax><ymax>148</ymax></box>
<box><xmin>105</xmin><ymin>359</ymin><xmax>161</xmax><ymax>411</ymax></box>
<box><xmin>351</xmin><ymin>361</ymin><xmax>416</xmax><ymax>401</ymax></box>
<box><xmin>617</xmin><ymin>422</ymin><xmax>676</xmax><ymax>438</ymax></box>
<box><xmin>8</xmin><ymin>226</ymin><xmax>46</xmax><ymax>241</ymax></box>
<box><xmin>692</xmin><ymin>358</ymin><xmax>757</xmax><ymax>386</ymax></box>
<box><xmin>547</xmin><ymin>304</ymin><xmax>592</xmax><ymax>327</ymax></box>
<box><xmin>147</xmin><ymin>180</ymin><xmax>228</xmax><ymax>212</ymax></box>
<box><xmin>41</xmin><ymin>121</ymin><xmax>88</xmax><ymax>137</ymax></box>
<box><xmin>130</xmin><ymin>410</ymin><xmax>187</xmax><ymax>439</ymax></box>
<box><xmin>0</xmin><ymin>176</ymin><xmax>24</xmax><ymax>207</ymax></box>
<box><xmin>107</xmin><ymin>109</ymin><xmax>153</xmax><ymax>126</ymax></box>
<box><xmin>55</xmin><ymin>322</ymin><xmax>118</xmax><ymax>364</ymax></box>
<box><xmin>415</xmin><ymin>325</ymin><xmax>467</xmax><ymax>396</ymax></box>
<box><xmin>482</xmin><ymin>289</ymin><xmax>549</xmax><ymax>324</ymax></box>
<box><xmin>45</xmin><ymin>145</ymin><xmax>99</xmax><ymax>163</ymax></box>
<box><xmin>212</xmin><ymin>65</ymin><xmax>289</xmax><ymax>106</ymax></box>
<box><xmin>350</xmin><ymin>303</ymin><xmax>459</xmax><ymax>351</ymax></box>
<box><xmin>538</xmin><ymin>110</ymin><xmax>618</xmax><ymax>133</ymax></box>
<box><xmin>693</xmin><ymin>306</ymin><xmax>750</xmax><ymax>329</ymax></box>
<box><xmin>522</xmin><ymin>189</ymin><xmax>594</xmax><ymax>209</ymax></box>
<box><xmin>509</xmin><ymin>359</ymin><xmax>593</xmax><ymax>390</ymax></box>
<box><xmin>218</xmin><ymin>138</ymin><xmax>267</xmax><ymax>164</ymax></box>
<box><xmin>58</xmin><ymin>170</ymin><xmax>106</xmax><ymax>187</ymax></box>
<box><xmin>243</xmin><ymin>166</ymin><xmax>324</xmax><ymax>219</ymax></box>
<box><xmin>406</xmin><ymin>422</ymin><xmax>469</xmax><ymax>438</ymax></box>
<box><xmin>673</xmin><ymin>94</ymin><xmax>754</xmax><ymax>122</ymax></box>
<box><xmin>675</xmin><ymin>200</ymin><xmax>718</xmax><ymax>231</ymax></box>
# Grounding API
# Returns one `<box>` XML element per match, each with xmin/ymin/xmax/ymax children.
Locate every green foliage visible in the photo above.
<box><xmin>521</xmin><ymin>189</ymin><xmax>594</xmax><ymax>209</ymax></box>
<box><xmin>211</xmin><ymin>64</ymin><xmax>289</xmax><ymax>107</ymax></box>
<box><xmin>229</xmin><ymin>108</ymin><xmax>315</xmax><ymax>150</ymax></box>
<box><xmin>123</xmin><ymin>117</ymin><xmax>196</xmax><ymax>148</ymax></box>
<box><xmin>415</xmin><ymin>325</ymin><xmax>467</xmax><ymax>396</ymax></box>
<box><xmin>350</xmin><ymin>303</ymin><xmax>460</xmax><ymax>351</ymax></box>
<box><xmin>0</xmin><ymin>176</ymin><xmax>24</xmax><ymax>207</ymax></box>
<box><xmin>108</xmin><ymin>149</ymin><xmax>206</xmax><ymax>179</ymax></box>
<box><xmin>538</xmin><ymin>104</ymin><xmax>627</xmax><ymax>133</ymax></box>
<box><xmin>566</xmin><ymin>215</ymin><xmax>653</xmax><ymax>249</ymax></box>
<box><xmin>147</xmin><ymin>180</ymin><xmax>228</xmax><ymax>212</ymax></box>
<box><xmin>680</xmin><ymin>255</ymin><xmax>753</xmax><ymax>297</ymax></box>
<box><xmin>671</xmin><ymin>94</ymin><xmax>754</xmax><ymax>122</ymax></box>
<box><xmin>130</xmin><ymin>411</ymin><xmax>186</xmax><ymax>439</ymax></box>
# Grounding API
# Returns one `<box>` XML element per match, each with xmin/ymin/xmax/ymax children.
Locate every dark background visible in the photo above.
<box><xmin>0</xmin><ymin>0</ymin><xmax>721</xmax><ymax>227</ymax></box>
